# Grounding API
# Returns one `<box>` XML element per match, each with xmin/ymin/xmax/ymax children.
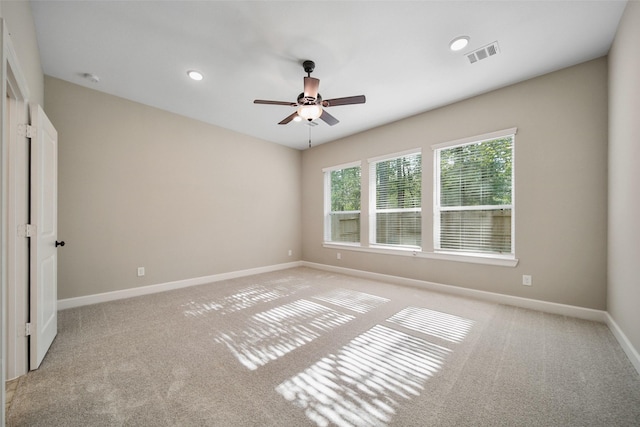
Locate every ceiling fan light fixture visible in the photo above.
<box><xmin>187</xmin><ymin>70</ymin><xmax>204</xmax><ymax>81</ymax></box>
<box><xmin>293</xmin><ymin>115</ymin><xmax>302</xmax><ymax>122</ymax></box>
<box><xmin>297</xmin><ymin>104</ymin><xmax>322</xmax><ymax>121</ymax></box>
<box><xmin>449</xmin><ymin>36</ymin><xmax>470</xmax><ymax>52</ymax></box>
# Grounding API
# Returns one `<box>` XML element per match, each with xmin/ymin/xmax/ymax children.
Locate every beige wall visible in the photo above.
<box><xmin>608</xmin><ymin>1</ymin><xmax>640</xmax><ymax>358</ymax></box>
<box><xmin>45</xmin><ymin>77</ymin><xmax>302</xmax><ymax>299</ymax></box>
<box><xmin>0</xmin><ymin>0</ymin><xmax>44</xmax><ymax>105</ymax></box>
<box><xmin>302</xmin><ymin>58</ymin><xmax>608</xmax><ymax>310</ymax></box>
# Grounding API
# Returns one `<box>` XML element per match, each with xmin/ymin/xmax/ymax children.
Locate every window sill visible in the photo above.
<box><xmin>322</xmin><ymin>243</ymin><xmax>519</xmax><ymax>267</ymax></box>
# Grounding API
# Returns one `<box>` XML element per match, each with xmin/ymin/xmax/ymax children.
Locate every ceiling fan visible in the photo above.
<box><xmin>254</xmin><ymin>60</ymin><xmax>366</xmax><ymax>126</ymax></box>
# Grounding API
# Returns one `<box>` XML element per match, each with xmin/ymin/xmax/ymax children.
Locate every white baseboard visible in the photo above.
<box><xmin>303</xmin><ymin>261</ymin><xmax>640</xmax><ymax>376</ymax></box>
<box><xmin>57</xmin><ymin>260</ymin><xmax>639</xmax><ymax>377</ymax></box>
<box><xmin>605</xmin><ymin>313</ymin><xmax>640</xmax><ymax>375</ymax></box>
<box><xmin>57</xmin><ymin>261</ymin><xmax>303</xmax><ymax>310</ymax></box>
<box><xmin>302</xmin><ymin>261</ymin><xmax>607</xmax><ymax>322</ymax></box>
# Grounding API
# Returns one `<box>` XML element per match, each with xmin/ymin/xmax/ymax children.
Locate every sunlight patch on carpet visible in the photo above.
<box><xmin>276</xmin><ymin>325</ymin><xmax>450</xmax><ymax>426</ymax></box>
<box><xmin>312</xmin><ymin>288</ymin><xmax>390</xmax><ymax>313</ymax></box>
<box><xmin>215</xmin><ymin>299</ymin><xmax>355</xmax><ymax>370</ymax></box>
<box><xmin>181</xmin><ymin>282</ymin><xmax>309</xmax><ymax>317</ymax></box>
<box><xmin>387</xmin><ymin>306</ymin><xmax>474</xmax><ymax>343</ymax></box>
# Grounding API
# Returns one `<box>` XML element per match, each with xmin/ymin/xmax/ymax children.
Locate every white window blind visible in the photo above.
<box><xmin>369</xmin><ymin>151</ymin><xmax>421</xmax><ymax>248</ymax></box>
<box><xmin>324</xmin><ymin>164</ymin><xmax>361</xmax><ymax>243</ymax></box>
<box><xmin>434</xmin><ymin>131</ymin><xmax>515</xmax><ymax>255</ymax></box>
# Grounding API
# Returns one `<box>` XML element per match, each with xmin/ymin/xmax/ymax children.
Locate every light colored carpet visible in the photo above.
<box><xmin>7</xmin><ymin>267</ymin><xmax>640</xmax><ymax>426</ymax></box>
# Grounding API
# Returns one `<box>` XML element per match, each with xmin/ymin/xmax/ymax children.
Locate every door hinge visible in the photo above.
<box><xmin>18</xmin><ymin>224</ymin><xmax>35</xmax><ymax>238</ymax></box>
<box><xmin>18</xmin><ymin>124</ymin><xmax>36</xmax><ymax>138</ymax></box>
<box><xmin>25</xmin><ymin>323</ymin><xmax>33</xmax><ymax>336</ymax></box>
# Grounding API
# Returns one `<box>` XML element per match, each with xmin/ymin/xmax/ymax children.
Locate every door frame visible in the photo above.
<box><xmin>2</xmin><ymin>18</ymin><xmax>31</xmax><ymax>423</ymax></box>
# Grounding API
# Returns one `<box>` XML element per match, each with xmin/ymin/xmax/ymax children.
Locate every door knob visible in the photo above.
<box><xmin>55</xmin><ymin>241</ymin><xmax>65</xmax><ymax>247</ymax></box>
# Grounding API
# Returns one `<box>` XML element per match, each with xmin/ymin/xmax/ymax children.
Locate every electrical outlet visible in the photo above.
<box><xmin>337</xmin><ymin>252</ymin><xmax>341</xmax><ymax>260</ymax></box>
<box><xmin>288</xmin><ymin>249</ymin><xmax>292</xmax><ymax>256</ymax></box>
<box><xmin>137</xmin><ymin>267</ymin><xmax>145</xmax><ymax>277</ymax></box>
<box><xmin>522</xmin><ymin>275</ymin><xmax>532</xmax><ymax>286</ymax></box>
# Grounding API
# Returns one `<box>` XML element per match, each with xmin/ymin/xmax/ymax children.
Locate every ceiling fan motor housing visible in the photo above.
<box><xmin>298</xmin><ymin>92</ymin><xmax>322</xmax><ymax>105</ymax></box>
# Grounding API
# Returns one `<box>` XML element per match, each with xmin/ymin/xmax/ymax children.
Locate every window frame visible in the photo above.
<box><xmin>323</xmin><ymin>161</ymin><xmax>362</xmax><ymax>246</ymax></box>
<box><xmin>432</xmin><ymin>128</ymin><xmax>517</xmax><ymax>259</ymax></box>
<box><xmin>368</xmin><ymin>149</ymin><xmax>422</xmax><ymax>250</ymax></box>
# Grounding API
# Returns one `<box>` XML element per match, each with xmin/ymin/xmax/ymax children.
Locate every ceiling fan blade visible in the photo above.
<box><xmin>278</xmin><ymin>111</ymin><xmax>299</xmax><ymax>125</ymax></box>
<box><xmin>319</xmin><ymin>109</ymin><xmax>339</xmax><ymax>126</ymax></box>
<box><xmin>303</xmin><ymin>77</ymin><xmax>320</xmax><ymax>99</ymax></box>
<box><xmin>322</xmin><ymin>95</ymin><xmax>366</xmax><ymax>107</ymax></box>
<box><xmin>254</xmin><ymin>100</ymin><xmax>298</xmax><ymax>107</ymax></box>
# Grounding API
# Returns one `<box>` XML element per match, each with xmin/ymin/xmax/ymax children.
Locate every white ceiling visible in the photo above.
<box><xmin>30</xmin><ymin>1</ymin><xmax>627</xmax><ymax>150</ymax></box>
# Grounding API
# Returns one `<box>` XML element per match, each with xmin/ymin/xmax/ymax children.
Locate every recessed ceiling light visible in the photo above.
<box><xmin>187</xmin><ymin>70</ymin><xmax>204</xmax><ymax>81</ymax></box>
<box><xmin>449</xmin><ymin>36</ymin><xmax>470</xmax><ymax>52</ymax></box>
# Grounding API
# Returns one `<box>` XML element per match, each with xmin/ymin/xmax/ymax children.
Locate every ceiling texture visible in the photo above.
<box><xmin>30</xmin><ymin>1</ymin><xmax>627</xmax><ymax>150</ymax></box>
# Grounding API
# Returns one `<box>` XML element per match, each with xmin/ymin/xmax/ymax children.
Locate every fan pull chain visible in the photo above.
<box><xmin>308</xmin><ymin>126</ymin><xmax>312</xmax><ymax>148</ymax></box>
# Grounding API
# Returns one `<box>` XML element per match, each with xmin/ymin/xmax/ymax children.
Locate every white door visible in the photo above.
<box><xmin>29</xmin><ymin>104</ymin><xmax>59</xmax><ymax>370</ymax></box>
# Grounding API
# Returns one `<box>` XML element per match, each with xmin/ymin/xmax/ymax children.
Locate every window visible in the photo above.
<box><xmin>369</xmin><ymin>151</ymin><xmax>422</xmax><ymax>248</ymax></box>
<box><xmin>324</xmin><ymin>163</ymin><xmax>361</xmax><ymax>243</ymax></box>
<box><xmin>434</xmin><ymin>129</ymin><xmax>516</xmax><ymax>256</ymax></box>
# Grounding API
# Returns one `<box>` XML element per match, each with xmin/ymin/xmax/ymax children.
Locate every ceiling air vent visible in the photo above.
<box><xmin>467</xmin><ymin>41</ymin><xmax>500</xmax><ymax>64</ymax></box>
